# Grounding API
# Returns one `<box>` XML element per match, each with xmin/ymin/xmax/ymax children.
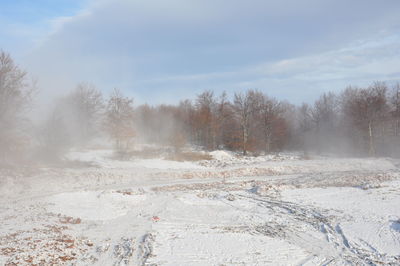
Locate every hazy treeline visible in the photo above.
<box><xmin>1</xmin><ymin>50</ymin><xmax>400</xmax><ymax>165</ymax></box>
<box><xmin>135</xmin><ymin>83</ymin><xmax>400</xmax><ymax>157</ymax></box>
<box><xmin>135</xmin><ymin>91</ymin><xmax>291</xmax><ymax>155</ymax></box>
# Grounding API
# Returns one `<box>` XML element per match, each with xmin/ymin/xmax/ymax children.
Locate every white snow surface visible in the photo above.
<box><xmin>46</xmin><ymin>191</ymin><xmax>146</xmax><ymax>221</ymax></box>
<box><xmin>209</xmin><ymin>150</ymin><xmax>234</xmax><ymax>160</ymax></box>
<box><xmin>1</xmin><ymin>149</ymin><xmax>400</xmax><ymax>265</ymax></box>
<box><xmin>66</xmin><ymin>149</ymin><xmax>205</xmax><ymax>170</ymax></box>
<box><xmin>281</xmin><ymin>181</ymin><xmax>400</xmax><ymax>257</ymax></box>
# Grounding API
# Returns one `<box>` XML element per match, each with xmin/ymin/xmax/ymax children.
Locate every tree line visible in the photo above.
<box><xmin>134</xmin><ymin>83</ymin><xmax>400</xmax><ymax>157</ymax></box>
<box><xmin>1</xmin><ymin>50</ymin><xmax>400</xmax><ymax>165</ymax></box>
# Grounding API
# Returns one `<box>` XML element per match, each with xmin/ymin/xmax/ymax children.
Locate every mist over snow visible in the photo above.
<box><xmin>2</xmin><ymin>1</ymin><xmax>400</xmax><ymax>265</ymax></box>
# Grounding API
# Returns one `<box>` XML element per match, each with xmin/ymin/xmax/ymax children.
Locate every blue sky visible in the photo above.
<box><xmin>1</xmin><ymin>0</ymin><xmax>400</xmax><ymax>104</ymax></box>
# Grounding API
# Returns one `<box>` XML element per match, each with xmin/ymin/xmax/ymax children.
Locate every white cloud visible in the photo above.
<box><xmin>7</xmin><ymin>0</ymin><xmax>399</xmax><ymax>104</ymax></box>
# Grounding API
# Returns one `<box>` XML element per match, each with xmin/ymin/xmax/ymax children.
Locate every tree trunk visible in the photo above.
<box><xmin>368</xmin><ymin>121</ymin><xmax>375</xmax><ymax>156</ymax></box>
<box><xmin>242</xmin><ymin>127</ymin><xmax>248</xmax><ymax>155</ymax></box>
<box><xmin>265</xmin><ymin>133</ymin><xmax>271</xmax><ymax>154</ymax></box>
<box><xmin>381</xmin><ymin>121</ymin><xmax>385</xmax><ymax>155</ymax></box>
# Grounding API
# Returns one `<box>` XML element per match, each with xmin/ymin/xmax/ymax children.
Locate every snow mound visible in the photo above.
<box><xmin>209</xmin><ymin>150</ymin><xmax>234</xmax><ymax>161</ymax></box>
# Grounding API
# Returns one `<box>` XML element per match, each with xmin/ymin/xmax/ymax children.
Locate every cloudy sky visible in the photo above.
<box><xmin>1</xmin><ymin>0</ymin><xmax>400</xmax><ymax>104</ymax></box>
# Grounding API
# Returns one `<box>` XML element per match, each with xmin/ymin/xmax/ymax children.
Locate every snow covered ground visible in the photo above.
<box><xmin>1</xmin><ymin>150</ymin><xmax>400</xmax><ymax>265</ymax></box>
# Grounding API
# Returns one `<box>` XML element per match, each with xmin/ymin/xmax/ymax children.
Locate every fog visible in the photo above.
<box><xmin>2</xmin><ymin>49</ymin><xmax>400</xmax><ymax>168</ymax></box>
<box><xmin>2</xmin><ymin>2</ymin><xmax>400</xmax><ymax>264</ymax></box>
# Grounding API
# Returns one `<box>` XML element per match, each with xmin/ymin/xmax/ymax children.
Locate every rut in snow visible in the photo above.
<box><xmin>237</xmin><ymin>193</ymin><xmax>400</xmax><ymax>265</ymax></box>
<box><xmin>136</xmin><ymin>233</ymin><xmax>154</xmax><ymax>266</ymax></box>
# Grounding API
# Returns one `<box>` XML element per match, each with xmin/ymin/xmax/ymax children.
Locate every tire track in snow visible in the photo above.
<box><xmin>237</xmin><ymin>193</ymin><xmax>399</xmax><ymax>265</ymax></box>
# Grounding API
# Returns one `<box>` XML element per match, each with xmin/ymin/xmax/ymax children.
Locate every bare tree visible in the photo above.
<box><xmin>195</xmin><ymin>90</ymin><xmax>216</xmax><ymax>149</ymax></box>
<box><xmin>233</xmin><ymin>90</ymin><xmax>258</xmax><ymax>155</ymax></box>
<box><xmin>37</xmin><ymin>107</ymin><xmax>71</xmax><ymax>161</ymax></box>
<box><xmin>178</xmin><ymin>99</ymin><xmax>196</xmax><ymax>144</ymax></box>
<box><xmin>214</xmin><ymin>91</ymin><xmax>232</xmax><ymax>149</ymax></box>
<box><xmin>342</xmin><ymin>83</ymin><xmax>388</xmax><ymax>156</ymax></box>
<box><xmin>104</xmin><ymin>89</ymin><xmax>135</xmax><ymax>153</ymax></box>
<box><xmin>294</xmin><ymin>103</ymin><xmax>314</xmax><ymax>156</ymax></box>
<box><xmin>259</xmin><ymin>94</ymin><xmax>283</xmax><ymax>153</ymax></box>
<box><xmin>63</xmin><ymin>82</ymin><xmax>104</xmax><ymax>145</ymax></box>
<box><xmin>0</xmin><ymin>51</ymin><xmax>34</xmax><ymax>162</ymax></box>
<box><xmin>390</xmin><ymin>83</ymin><xmax>400</xmax><ymax>137</ymax></box>
<box><xmin>169</xmin><ymin>127</ymin><xmax>187</xmax><ymax>153</ymax></box>
<box><xmin>310</xmin><ymin>92</ymin><xmax>338</xmax><ymax>153</ymax></box>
